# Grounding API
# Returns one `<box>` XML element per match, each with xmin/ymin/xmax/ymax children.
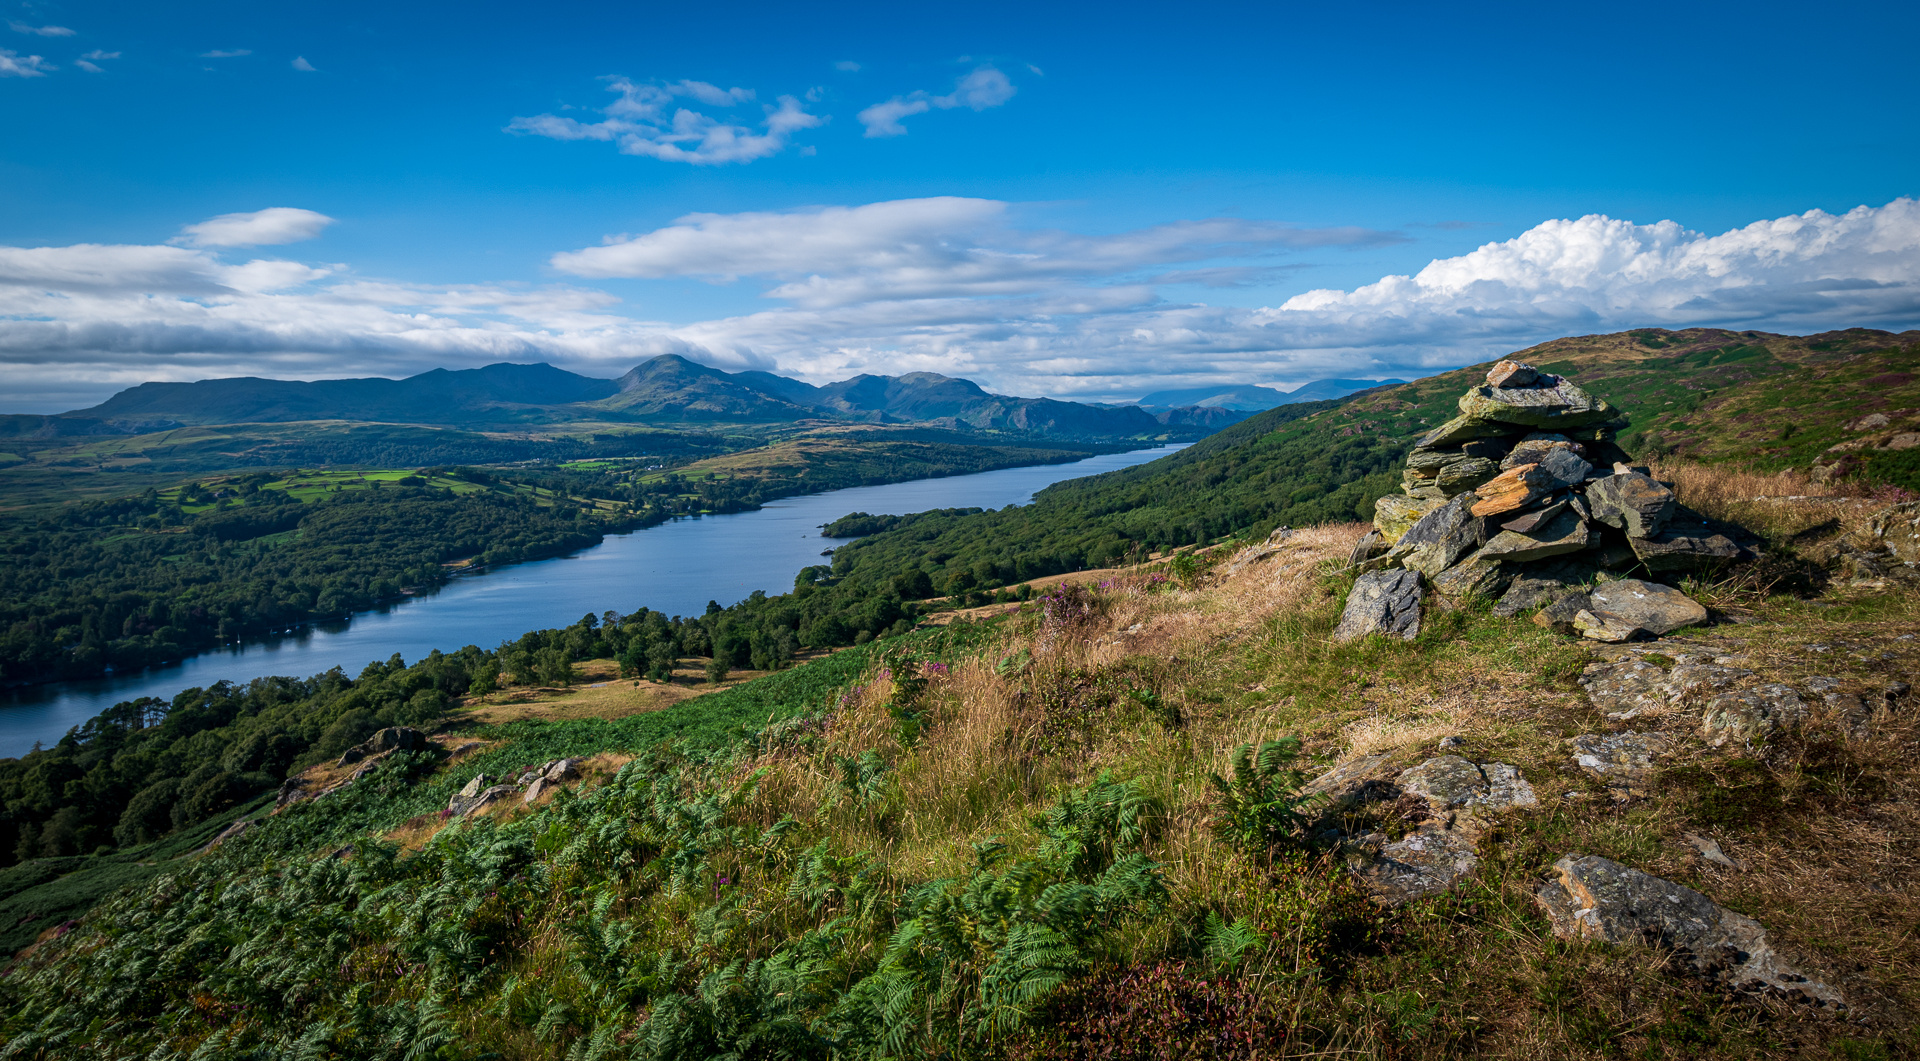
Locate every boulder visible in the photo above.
<box><xmin>1469</xmin><ymin>463</ymin><xmax>1562</xmax><ymax>518</ymax></box>
<box><xmin>524</xmin><ymin>777</ymin><xmax>554</xmax><ymax>804</ymax></box>
<box><xmin>338</xmin><ymin>726</ymin><xmax>423</xmax><ymax>766</ymax></box>
<box><xmin>1628</xmin><ymin>521</ymin><xmax>1745</xmax><ymax>571</ymax></box>
<box><xmin>1492</xmin><ymin>576</ymin><xmax>1566</xmax><ymax>618</ymax></box>
<box><xmin>1301</xmin><ymin>752</ymin><xmax>1397</xmax><ymax>805</ymax></box>
<box><xmin>1396</xmin><ymin>755</ymin><xmax>1537</xmax><ymax>812</ymax></box>
<box><xmin>1387</xmin><ymin>494</ymin><xmax>1487</xmax><ymax>577</ymax></box>
<box><xmin>1484</xmin><ymin>359</ymin><xmax>1538</xmax><ymax>388</ymax></box>
<box><xmin>1430</xmin><ymin>557</ymin><xmax>1511</xmax><ymax>601</ymax></box>
<box><xmin>1499</xmin><ymin>433</ymin><xmax>1581</xmax><ymax>471</ymax></box>
<box><xmin>1418</xmin><ymin>413</ymin><xmax>1514</xmax><ymax>450</ymax></box>
<box><xmin>1434</xmin><ymin>457</ymin><xmax>1502</xmax><ymax>495</ymax></box>
<box><xmin>546</xmin><ymin>758</ymin><xmax>582</xmax><ymax>781</ymax></box>
<box><xmin>1475</xmin><ymin>506</ymin><xmax>1590</xmax><ymax>563</ymax></box>
<box><xmin>1458</xmin><ymin>374</ymin><xmax>1619</xmax><ymax>431</ymax></box>
<box><xmin>449</xmin><ymin>784</ymin><xmax>518</xmax><ymax>817</ymax></box>
<box><xmin>1701</xmin><ymin>685</ymin><xmax>1808</xmax><ymax>749</ymax></box>
<box><xmin>1332</xmin><ymin>568</ymin><xmax>1423</xmax><ymax>642</ymax></box>
<box><xmin>1531</xmin><ymin>589</ymin><xmax>1594</xmax><ymax>635</ymax></box>
<box><xmin>1534</xmin><ymin>446</ymin><xmax>1595</xmax><ymax>489</ymax></box>
<box><xmin>1350</xmin><ymin>824</ymin><xmax>1481</xmax><ymax>905</ymax></box>
<box><xmin>1535</xmin><ymin>855</ymin><xmax>1842</xmax><ymax>1007</ymax></box>
<box><xmin>1373</xmin><ymin>495</ymin><xmax>1441</xmax><ymax>545</ymax></box>
<box><xmin>1585</xmin><ymin>472</ymin><xmax>1676</xmax><ymax>538</ymax></box>
<box><xmin>1569</xmin><ymin>731</ymin><xmax>1670</xmax><ymax>798</ymax></box>
<box><xmin>1497</xmin><ymin>498</ymin><xmax>1568</xmax><ymax>534</ymax></box>
<box><xmin>1581</xmin><ymin>579</ymin><xmax>1708</xmax><ymax>638</ymax></box>
<box><xmin>1573</xmin><ymin>609</ymin><xmax>1645</xmax><ymax>643</ymax></box>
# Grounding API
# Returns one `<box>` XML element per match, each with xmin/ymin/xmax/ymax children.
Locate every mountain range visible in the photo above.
<box><xmin>60</xmin><ymin>356</ymin><xmax>1362</xmax><ymax>439</ymax></box>
<box><xmin>1134</xmin><ymin>377</ymin><xmax>1406</xmax><ymax>412</ymax></box>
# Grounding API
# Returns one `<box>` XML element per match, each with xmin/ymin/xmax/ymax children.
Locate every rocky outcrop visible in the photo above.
<box><xmin>1358</xmin><ymin>360</ymin><xmax>1743</xmax><ymax>640</ymax></box>
<box><xmin>1536</xmin><ymin>855</ymin><xmax>1842</xmax><ymax>1007</ymax></box>
<box><xmin>338</xmin><ymin>726</ymin><xmax>423</xmax><ymax>766</ymax></box>
<box><xmin>1569</xmin><ymin>731</ymin><xmax>1671</xmax><ymax>798</ymax></box>
<box><xmin>1332</xmin><ymin>569</ymin><xmax>1423</xmax><ymax>642</ymax></box>
<box><xmin>1317</xmin><ymin>752</ymin><xmax>1539</xmax><ymax>904</ymax></box>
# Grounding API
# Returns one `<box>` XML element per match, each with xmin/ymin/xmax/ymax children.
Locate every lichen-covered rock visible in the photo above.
<box><xmin>1418</xmin><ymin>413</ymin><xmax>1512</xmax><ymax>449</ymax></box>
<box><xmin>1496</xmin><ymin>498</ymin><xmax>1568</xmax><ymax>534</ymax></box>
<box><xmin>1346</xmin><ymin>529</ymin><xmax>1387</xmax><ymax>568</ymax></box>
<box><xmin>1373</xmin><ymin>495</ymin><xmax>1442</xmax><ymax>545</ymax></box>
<box><xmin>1397</xmin><ymin>755</ymin><xmax>1538</xmax><ymax>812</ymax></box>
<box><xmin>1434</xmin><ymin>456</ymin><xmax>1502</xmax><ymax>495</ymax></box>
<box><xmin>1702</xmin><ymin>685</ymin><xmax>1808</xmax><ymax>749</ymax></box>
<box><xmin>1500</xmin><ymin>433</ymin><xmax>1582</xmax><ymax>470</ymax></box>
<box><xmin>1569</xmin><ymin>731</ymin><xmax>1670</xmax><ymax>798</ymax></box>
<box><xmin>1387</xmin><ymin>494</ymin><xmax>1487</xmax><ymax>577</ymax></box>
<box><xmin>1458</xmin><ymin>374</ymin><xmax>1619</xmax><ymax>430</ymax></box>
<box><xmin>1582</xmin><ymin>579</ymin><xmax>1709</xmax><ymax>637</ymax></box>
<box><xmin>1574</xmin><ymin>608</ymin><xmax>1646</xmax><ymax>643</ymax></box>
<box><xmin>1351</xmin><ymin>824</ymin><xmax>1480</xmax><ymax>905</ymax></box>
<box><xmin>1586</xmin><ymin>472</ymin><xmax>1676</xmax><ymax>538</ymax></box>
<box><xmin>1430</xmin><ymin>556</ymin><xmax>1511</xmax><ymax>601</ymax></box>
<box><xmin>1580</xmin><ymin>658</ymin><xmax>1669</xmax><ymax>719</ymax></box>
<box><xmin>1332</xmin><ymin>568</ymin><xmax>1423</xmax><ymax>642</ymax></box>
<box><xmin>1535</xmin><ymin>854</ymin><xmax>1842</xmax><ymax>1007</ymax></box>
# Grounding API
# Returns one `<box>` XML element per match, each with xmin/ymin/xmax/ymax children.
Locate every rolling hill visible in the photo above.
<box><xmin>68</xmin><ymin>356</ymin><xmax>1241</xmax><ymax>440</ymax></box>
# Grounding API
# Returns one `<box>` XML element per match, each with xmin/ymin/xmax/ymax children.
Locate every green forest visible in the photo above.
<box><xmin>0</xmin><ymin>436</ymin><xmax>1099</xmax><ymax>685</ymax></box>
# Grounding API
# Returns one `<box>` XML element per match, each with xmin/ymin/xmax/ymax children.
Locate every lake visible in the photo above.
<box><xmin>0</xmin><ymin>445</ymin><xmax>1184</xmax><ymax>756</ymax></box>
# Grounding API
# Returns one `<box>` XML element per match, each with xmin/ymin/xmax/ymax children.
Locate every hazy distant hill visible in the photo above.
<box><xmin>1137</xmin><ymin>377</ymin><xmax>1406</xmax><ymax>411</ymax></box>
<box><xmin>67</xmin><ymin>355</ymin><xmax>1226</xmax><ymax>440</ymax></box>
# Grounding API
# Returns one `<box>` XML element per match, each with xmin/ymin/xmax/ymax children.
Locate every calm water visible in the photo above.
<box><xmin>0</xmin><ymin>446</ymin><xmax>1183</xmax><ymax>757</ymax></box>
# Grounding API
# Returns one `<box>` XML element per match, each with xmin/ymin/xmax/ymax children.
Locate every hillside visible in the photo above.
<box><xmin>814</xmin><ymin>328</ymin><xmax>1920</xmax><ymax>601</ymax></box>
<box><xmin>1</xmin><ymin>444</ymin><xmax>1914</xmax><ymax>1056</ymax></box>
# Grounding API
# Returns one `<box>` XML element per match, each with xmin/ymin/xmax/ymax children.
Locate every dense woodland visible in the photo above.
<box><xmin>0</xmin><ymin>437</ymin><xmax>1096</xmax><ymax>686</ymax></box>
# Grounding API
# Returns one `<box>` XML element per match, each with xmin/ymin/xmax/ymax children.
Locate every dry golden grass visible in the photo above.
<box><xmin>463</xmin><ymin>655</ymin><xmax>810</xmax><ymax>724</ymax></box>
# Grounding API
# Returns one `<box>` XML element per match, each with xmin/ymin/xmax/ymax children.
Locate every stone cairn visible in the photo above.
<box><xmin>1335</xmin><ymin>360</ymin><xmax>1750</xmax><ymax>643</ymax></box>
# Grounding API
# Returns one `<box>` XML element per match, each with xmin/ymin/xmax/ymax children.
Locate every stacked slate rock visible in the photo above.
<box><xmin>1336</xmin><ymin>360</ymin><xmax>1749</xmax><ymax>643</ymax></box>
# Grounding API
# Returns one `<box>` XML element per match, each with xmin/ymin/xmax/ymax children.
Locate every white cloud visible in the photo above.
<box><xmin>0</xmin><ymin>48</ymin><xmax>52</xmax><ymax>77</ymax></box>
<box><xmin>291</xmin><ymin>56</ymin><xmax>316</xmax><ymax>72</ymax></box>
<box><xmin>858</xmin><ymin>65</ymin><xmax>1015</xmax><ymax>137</ymax></box>
<box><xmin>508</xmin><ymin>77</ymin><xmax>822</xmax><ymax>165</ymax></box>
<box><xmin>74</xmin><ymin>49</ymin><xmax>117</xmax><ymax>73</ymax></box>
<box><xmin>175</xmin><ymin>208</ymin><xmax>336</xmax><ymax>248</ymax></box>
<box><xmin>834</xmin><ymin>60</ymin><xmax>861</xmax><ymax>72</ymax></box>
<box><xmin>200</xmin><ymin>48</ymin><xmax>250</xmax><ymax>58</ymax></box>
<box><xmin>3</xmin><ymin>199</ymin><xmax>1916</xmax><ymax>414</ymax></box>
<box><xmin>552</xmin><ymin>197</ymin><xmax>1401</xmax><ymax>307</ymax></box>
<box><xmin>9</xmin><ymin>21</ymin><xmax>73</xmax><ymax>37</ymax></box>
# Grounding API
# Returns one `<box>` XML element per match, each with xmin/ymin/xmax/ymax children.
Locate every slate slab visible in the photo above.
<box><xmin>1333</xmin><ymin>568</ymin><xmax>1423</xmax><ymax>642</ymax></box>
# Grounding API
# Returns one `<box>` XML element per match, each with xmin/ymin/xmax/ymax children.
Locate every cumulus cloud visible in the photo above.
<box><xmin>9</xmin><ymin>21</ymin><xmax>73</xmax><ymax>37</ymax></box>
<box><xmin>858</xmin><ymin>66</ymin><xmax>1015</xmax><ymax>137</ymax></box>
<box><xmin>174</xmin><ymin>208</ymin><xmax>336</xmax><ymax>248</ymax></box>
<box><xmin>291</xmin><ymin>56</ymin><xmax>316</xmax><ymax>72</ymax></box>
<box><xmin>3</xmin><ymin>199</ymin><xmax>1916</xmax><ymax>414</ymax></box>
<box><xmin>550</xmin><ymin>197</ymin><xmax>1394</xmax><ymax>306</ymax></box>
<box><xmin>0</xmin><ymin>48</ymin><xmax>52</xmax><ymax>77</ymax></box>
<box><xmin>508</xmin><ymin>77</ymin><xmax>822</xmax><ymax>165</ymax></box>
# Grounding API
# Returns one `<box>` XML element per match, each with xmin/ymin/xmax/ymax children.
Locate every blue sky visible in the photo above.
<box><xmin>2</xmin><ymin>0</ymin><xmax>1916</xmax><ymax>412</ymax></box>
